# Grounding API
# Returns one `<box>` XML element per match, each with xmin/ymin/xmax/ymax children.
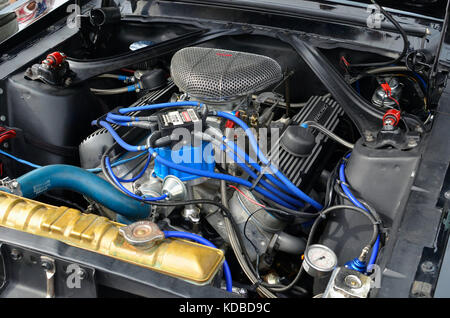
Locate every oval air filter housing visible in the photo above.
<box><xmin>170</xmin><ymin>47</ymin><xmax>283</xmax><ymax>102</ymax></box>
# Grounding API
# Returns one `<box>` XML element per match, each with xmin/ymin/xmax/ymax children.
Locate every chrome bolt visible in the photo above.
<box><xmin>365</xmin><ymin>133</ymin><xmax>375</xmax><ymax>142</ymax></box>
<box><xmin>77</xmin><ymin>267</ymin><xmax>87</xmax><ymax>280</ymax></box>
<box><xmin>41</xmin><ymin>260</ymin><xmax>53</xmax><ymax>271</ymax></box>
<box><xmin>421</xmin><ymin>261</ymin><xmax>435</xmax><ymax>273</ymax></box>
<box><xmin>10</xmin><ymin>249</ymin><xmax>22</xmax><ymax>261</ymax></box>
<box><xmin>344</xmin><ymin>275</ymin><xmax>362</xmax><ymax>289</ymax></box>
<box><xmin>408</xmin><ymin>139</ymin><xmax>418</xmax><ymax>147</ymax></box>
<box><xmin>444</xmin><ymin>191</ymin><xmax>450</xmax><ymax>200</ymax></box>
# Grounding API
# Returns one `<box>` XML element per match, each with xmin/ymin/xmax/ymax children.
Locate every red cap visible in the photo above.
<box><xmin>225</xmin><ymin>111</ymin><xmax>240</xmax><ymax>128</ymax></box>
<box><xmin>383</xmin><ymin>109</ymin><xmax>401</xmax><ymax>126</ymax></box>
<box><xmin>42</xmin><ymin>52</ymin><xmax>66</xmax><ymax>67</ymax></box>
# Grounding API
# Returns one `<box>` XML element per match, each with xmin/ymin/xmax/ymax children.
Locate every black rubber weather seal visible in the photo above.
<box><xmin>277</xmin><ymin>32</ymin><xmax>384</xmax><ymax>137</ymax></box>
<box><xmin>68</xmin><ymin>27</ymin><xmax>250</xmax><ymax>84</ymax></box>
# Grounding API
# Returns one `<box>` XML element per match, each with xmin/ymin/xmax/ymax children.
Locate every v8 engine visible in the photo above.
<box><xmin>0</xmin><ymin>2</ymin><xmax>448</xmax><ymax>299</ymax></box>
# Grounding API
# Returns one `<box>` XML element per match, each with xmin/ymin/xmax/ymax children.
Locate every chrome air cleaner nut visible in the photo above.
<box><xmin>119</xmin><ymin>221</ymin><xmax>165</xmax><ymax>248</ymax></box>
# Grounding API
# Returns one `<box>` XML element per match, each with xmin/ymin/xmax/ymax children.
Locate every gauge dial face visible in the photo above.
<box><xmin>304</xmin><ymin>244</ymin><xmax>337</xmax><ymax>275</ymax></box>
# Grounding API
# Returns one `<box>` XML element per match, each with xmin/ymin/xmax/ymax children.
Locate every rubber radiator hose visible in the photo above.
<box><xmin>16</xmin><ymin>164</ymin><xmax>150</xmax><ymax>218</ymax></box>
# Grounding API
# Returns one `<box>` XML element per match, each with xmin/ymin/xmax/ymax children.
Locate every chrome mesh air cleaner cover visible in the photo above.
<box><xmin>170</xmin><ymin>47</ymin><xmax>283</xmax><ymax>102</ymax></box>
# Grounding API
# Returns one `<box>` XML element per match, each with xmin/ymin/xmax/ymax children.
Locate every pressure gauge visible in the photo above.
<box><xmin>302</xmin><ymin>244</ymin><xmax>338</xmax><ymax>278</ymax></box>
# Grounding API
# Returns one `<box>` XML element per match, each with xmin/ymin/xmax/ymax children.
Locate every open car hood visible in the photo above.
<box><xmin>197</xmin><ymin>0</ymin><xmax>447</xmax><ymax>19</ymax></box>
<box><xmin>329</xmin><ymin>0</ymin><xmax>446</xmax><ymax>19</ymax></box>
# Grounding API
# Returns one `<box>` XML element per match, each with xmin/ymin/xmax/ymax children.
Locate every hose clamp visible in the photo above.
<box><xmin>0</xmin><ymin>177</ymin><xmax>22</xmax><ymax>196</ymax></box>
<box><xmin>92</xmin><ymin>114</ymin><xmax>109</xmax><ymax>127</ymax></box>
<box><xmin>336</xmin><ymin>179</ymin><xmax>350</xmax><ymax>188</ymax></box>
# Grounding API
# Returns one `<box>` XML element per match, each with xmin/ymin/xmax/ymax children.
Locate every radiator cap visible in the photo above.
<box><xmin>119</xmin><ymin>221</ymin><xmax>164</xmax><ymax>248</ymax></box>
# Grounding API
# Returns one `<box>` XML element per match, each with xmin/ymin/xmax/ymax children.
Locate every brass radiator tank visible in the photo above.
<box><xmin>0</xmin><ymin>191</ymin><xmax>224</xmax><ymax>286</ymax></box>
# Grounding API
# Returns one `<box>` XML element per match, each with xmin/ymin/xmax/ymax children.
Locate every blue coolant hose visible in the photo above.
<box><xmin>163</xmin><ymin>231</ymin><xmax>233</xmax><ymax>292</ymax></box>
<box><xmin>15</xmin><ymin>165</ymin><xmax>150</xmax><ymax>218</ymax></box>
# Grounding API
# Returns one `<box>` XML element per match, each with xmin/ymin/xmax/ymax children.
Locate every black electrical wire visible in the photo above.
<box><xmin>265</xmin><ymin>207</ymin><xmax>318</xmax><ymax>219</ymax></box>
<box><xmin>356</xmin><ymin>198</ymin><xmax>382</xmax><ymax>225</ymax></box>
<box><xmin>243</xmin><ymin>208</ymin><xmax>264</xmax><ymax>256</ymax></box>
<box><xmin>333</xmin><ymin>183</ymin><xmax>382</xmax><ymax>224</ymax></box>
<box><xmin>252</xmin><ymin>191</ymin><xmax>319</xmax><ymax>219</ymax></box>
<box><xmin>243</xmin><ymin>207</ymin><xmax>266</xmax><ymax>281</ymax></box>
<box><xmin>235</xmin><ymin>191</ymin><xmax>321</xmax><ymax>293</ymax></box>
<box><xmin>324</xmin><ymin>172</ymin><xmax>337</xmax><ymax>209</ymax></box>
<box><xmin>117</xmin><ymin>153</ymin><xmax>149</xmax><ymax>179</ymax></box>
<box><xmin>241</xmin><ymin>205</ymin><xmax>316</xmax><ymax>282</ymax></box>
<box><xmin>402</xmin><ymin>112</ymin><xmax>430</xmax><ymax>133</ymax></box>
<box><xmin>219</xmin><ymin>178</ymin><xmax>268</xmax><ymax>294</ymax></box>
<box><xmin>291</xmin><ymin>285</ymin><xmax>309</xmax><ymax>297</ymax></box>
<box><xmin>261</xmin><ymin>261</ymin><xmax>304</xmax><ymax>292</ymax></box>
<box><xmin>310</xmin><ymin>205</ymin><xmax>379</xmax><ymax>248</ymax></box>
<box><xmin>323</xmin><ymin>150</ymin><xmax>353</xmax><ymax>209</ymax></box>
<box><xmin>324</xmin><ymin>159</ymin><xmax>343</xmax><ymax>209</ymax></box>
<box><xmin>426</xmin><ymin>0</ymin><xmax>450</xmax><ymax>106</ymax></box>
<box><xmin>324</xmin><ymin>154</ymin><xmax>383</xmax><ymax>225</ymax></box>
<box><xmin>239</xmin><ymin>205</ymin><xmax>307</xmax><ymax>293</ymax></box>
<box><xmin>348</xmin><ymin>0</ymin><xmax>409</xmax><ymax>69</ymax></box>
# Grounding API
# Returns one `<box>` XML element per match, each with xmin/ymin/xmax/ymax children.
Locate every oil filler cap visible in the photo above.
<box><xmin>119</xmin><ymin>221</ymin><xmax>165</xmax><ymax>248</ymax></box>
<box><xmin>280</xmin><ymin>125</ymin><xmax>316</xmax><ymax>157</ymax></box>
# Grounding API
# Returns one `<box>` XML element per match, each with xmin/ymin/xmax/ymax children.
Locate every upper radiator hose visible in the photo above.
<box><xmin>16</xmin><ymin>165</ymin><xmax>150</xmax><ymax>218</ymax></box>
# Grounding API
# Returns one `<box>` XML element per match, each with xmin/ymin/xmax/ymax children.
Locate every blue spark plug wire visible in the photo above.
<box><xmin>339</xmin><ymin>153</ymin><xmax>380</xmax><ymax>272</ymax></box>
<box><xmin>163</xmin><ymin>231</ymin><xmax>233</xmax><ymax>292</ymax></box>
<box><xmin>215</xmin><ymin>111</ymin><xmax>322</xmax><ymax>210</ymax></box>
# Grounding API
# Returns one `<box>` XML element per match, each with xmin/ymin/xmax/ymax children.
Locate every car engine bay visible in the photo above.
<box><xmin>0</xmin><ymin>0</ymin><xmax>449</xmax><ymax>299</ymax></box>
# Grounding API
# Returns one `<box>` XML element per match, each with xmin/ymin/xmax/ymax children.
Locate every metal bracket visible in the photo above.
<box><xmin>0</xmin><ymin>178</ymin><xmax>21</xmax><ymax>196</ymax></box>
<box><xmin>40</xmin><ymin>256</ymin><xmax>56</xmax><ymax>298</ymax></box>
